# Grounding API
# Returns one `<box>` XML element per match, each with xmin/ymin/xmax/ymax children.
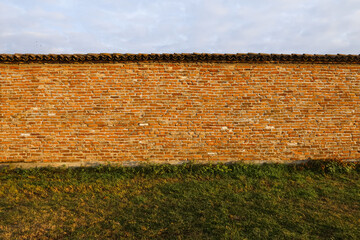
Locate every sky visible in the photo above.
<box><xmin>0</xmin><ymin>0</ymin><xmax>360</xmax><ymax>54</ymax></box>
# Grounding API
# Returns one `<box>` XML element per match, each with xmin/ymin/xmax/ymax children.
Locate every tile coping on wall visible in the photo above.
<box><xmin>1</xmin><ymin>53</ymin><xmax>360</xmax><ymax>64</ymax></box>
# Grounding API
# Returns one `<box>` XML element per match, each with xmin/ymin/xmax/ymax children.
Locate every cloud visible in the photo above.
<box><xmin>0</xmin><ymin>0</ymin><xmax>360</xmax><ymax>54</ymax></box>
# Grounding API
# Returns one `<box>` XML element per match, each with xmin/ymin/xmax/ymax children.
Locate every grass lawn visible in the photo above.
<box><xmin>0</xmin><ymin>160</ymin><xmax>359</xmax><ymax>239</ymax></box>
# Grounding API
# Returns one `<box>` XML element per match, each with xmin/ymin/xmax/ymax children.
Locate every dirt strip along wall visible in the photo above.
<box><xmin>1</xmin><ymin>59</ymin><xmax>360</xmax><ymax>163</ymax></box>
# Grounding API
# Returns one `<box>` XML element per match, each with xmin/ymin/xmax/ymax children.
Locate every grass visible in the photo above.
<box><xmin>0</xmin><ymin>160</ymin><xmax>359</xmax><ymax>239</ymax></box>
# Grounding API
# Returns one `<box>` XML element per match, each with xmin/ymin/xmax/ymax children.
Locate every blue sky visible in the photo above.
<box><xmin>1</xmin><ymin>0</ymin><xmax>359</xmax><ymax>54</ymax></box>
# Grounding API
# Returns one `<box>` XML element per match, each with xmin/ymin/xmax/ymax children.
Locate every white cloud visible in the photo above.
<box><xmin>0</xmin><ymin>0</ymin><xmax>359</xmax><ymax>54</ymax></box>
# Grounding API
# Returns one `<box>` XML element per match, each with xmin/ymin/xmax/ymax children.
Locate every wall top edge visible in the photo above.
<box><xmin>1</xmin><ymin>53</ymin><xmax>360</xmax><ymax>64</ymax></box>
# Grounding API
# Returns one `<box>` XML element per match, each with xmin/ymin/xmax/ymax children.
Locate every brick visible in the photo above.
<box><xmin>0</xmin><ymin>61</ymin><xmax>359</xmax><ymax>163</ymax></box>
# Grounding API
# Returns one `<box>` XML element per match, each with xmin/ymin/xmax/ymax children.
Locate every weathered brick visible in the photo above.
<box><xmin>0</xmin><ymin>58</ymin><xmax>359</xmax><ymax>163</ymax></box>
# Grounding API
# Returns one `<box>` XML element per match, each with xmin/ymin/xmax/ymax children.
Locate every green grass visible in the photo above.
<box><xmin>0</xmin><ymin>160</ymin><xmax>359</xmax><ymax>239</ymax></box>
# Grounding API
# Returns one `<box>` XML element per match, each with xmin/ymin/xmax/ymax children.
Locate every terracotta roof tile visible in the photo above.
<box><xmin>0</xmin><ymin>53</ymin><xmax>359</xmax><ymax>64</ymax></box>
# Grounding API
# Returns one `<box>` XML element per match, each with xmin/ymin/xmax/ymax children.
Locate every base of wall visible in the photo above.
<box><xmin>1</xmin><ymin>159</ymin><xmax>359</xmax><ymax>169</ymax></box>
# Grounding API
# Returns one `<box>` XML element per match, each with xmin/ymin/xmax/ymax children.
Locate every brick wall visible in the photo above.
<box><xmin>1</xmin><ymin>54</ymin><xmax>359</xmax><ymax>163</ymax></box>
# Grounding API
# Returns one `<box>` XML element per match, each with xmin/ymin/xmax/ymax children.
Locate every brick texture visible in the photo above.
<box><xmin>1</xmin><ymin>61</ymin><xmax>359</xmax><ymax>163</ymax></box>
